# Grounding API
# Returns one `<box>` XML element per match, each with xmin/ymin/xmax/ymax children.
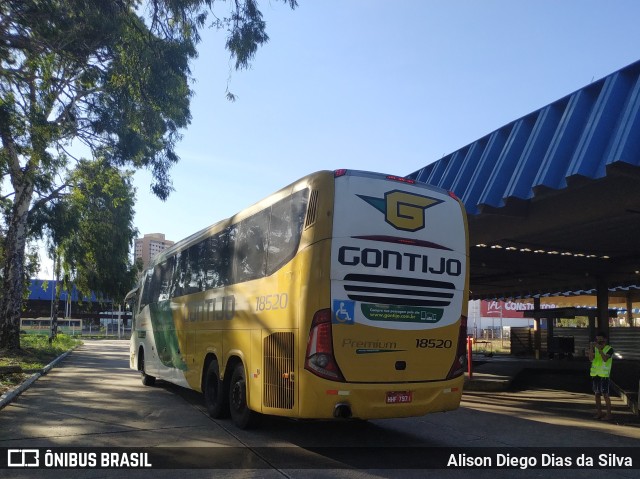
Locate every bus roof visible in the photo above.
<box><xmin>145</xmin><ymin>170</ymin><xmax>331</xmax><ymax>272</ymax></box>
<box><xmin>143</xmin><ymin>169</ymin><xmax>455</xmax><ymax>274</ymax></box>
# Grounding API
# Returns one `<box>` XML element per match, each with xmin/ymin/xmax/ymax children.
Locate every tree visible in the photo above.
<box><xmin>0</xmin><ymin>0</ymin><xmax>298</xmax><ymax>350</ymax></box>
<box><xmin>65</xmin><ymin>159</ymin><xmax>139</xmax><ymax>304</ymax></box>
<box><xmin>36</xmin><ymin>158</ymin><xmax>138</xmax><ymax>339</ymax></box>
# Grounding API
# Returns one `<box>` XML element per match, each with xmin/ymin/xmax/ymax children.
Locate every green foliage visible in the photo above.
<box><xmin>0</xmin><ymin>0</ymin><xmax>298</xmax><ymax>350</ymax></box>
<box><xmin>1</xmin><ymin>0</ymin><xmax>195</xmax><ymax>200</ymax></box>
<box><xmin>33</xmin><ymin>158</ymin><xmax>139</xmax><ymax>304</ymax></box>
<box><xmin>66</xmin><ymin>159</ymin><xmax>139</xmax><ymax>302</ymax></box>
<box><xmin>0</xmin><ymin>333</ymin><xmax>81</xmax><ymax>394</ymax></box>
<box><xmin>557</xmin><ymin>317</ymin><xmax>589</xmax><ymax>328</ymax></box>
<box><xmin>17</xmin><ymin>333</ymin><xmax>81</xmax><ymax>366</ymax></box>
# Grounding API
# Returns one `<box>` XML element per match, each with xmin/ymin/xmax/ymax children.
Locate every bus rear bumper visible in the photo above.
<box><xmin>297</xmin><ymin>375</ymin><xmax>464</xmax><ymax>420</ymax></box>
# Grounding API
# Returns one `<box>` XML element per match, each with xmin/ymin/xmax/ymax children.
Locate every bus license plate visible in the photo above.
<box><xmin>386</xmin><ymin>391</ymin><xmax>412</xmax><ymax>404</ymax></box>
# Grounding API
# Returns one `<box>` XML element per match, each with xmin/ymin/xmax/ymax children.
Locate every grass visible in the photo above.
<box><xmin>471</xmin><ymin>338</ymin><xmax>512</xmax><ymax>356</ymax></box>
<box><xmin>0</xmin><ymin>334</ymin><xmax>82</xmax><ymax>396</ymax></box>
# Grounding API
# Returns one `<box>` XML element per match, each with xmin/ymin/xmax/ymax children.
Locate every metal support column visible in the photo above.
<box><xmin>596</xmin><ymin>276</ymin><xmax>610</xmax><ymax>339</ymax></box>
<box><xmin>533</xmin><ymin>296</ymin><xmax>541</xmax><ymax>359</ymax></box>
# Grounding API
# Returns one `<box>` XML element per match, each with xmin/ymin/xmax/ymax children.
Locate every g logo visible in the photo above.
<box><xmin>385</xmin><ymin>191</ymin><xmax>440</xmax><ymax>231</ymax></box>
<box><xmin>358</xmin><ymin>190</ymin><xmax>441</xmax><ymax>232</ymax></box>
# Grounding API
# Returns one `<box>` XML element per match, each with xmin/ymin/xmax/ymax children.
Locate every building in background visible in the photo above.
<box><xmin>24</xmin><ymin>279</ymin><xmax>106</xmax><ymax>325</ymax></box>
<box><xmin>134</xmin><ymin>233</ymin><xmax>174</xmax><ymax>271</ymax></box>
<box><xmin>24</xmin><ymin>279</ymin><xmax>132</xmax><ymax>334</ymax></box>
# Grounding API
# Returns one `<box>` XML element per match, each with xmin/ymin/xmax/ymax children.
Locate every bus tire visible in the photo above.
<box><xmin>229</xmin><ymin>363</ymin><xmax>258</xmax><ymax>429</ymax></box>
<box><xmin>204</xmin><ymin>360</ymin><xmax>229</xmax><ymax>418</ymax></box>
<box><xmin>139</xmin><ymin>349</ymin><xmax>156</xmax><ymax>387</ymax></box>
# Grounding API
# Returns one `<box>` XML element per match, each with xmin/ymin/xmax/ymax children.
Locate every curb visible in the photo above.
<box><xmin>464</xmin><ymin>376</ymin><xmax>514</xmax><ymax>392</ymax></box>
<box><xmin>464</xmin><ymin>366</ymin><xmax>636</xmax><ymax>414</ymax></box>
<box><xmin>612</xmin><ymin>383</ymin><xmax>639</xmax><ymax>415</ymax></box>
<box><xmin>0</xmin><ymin>349</ymin><xmax>74</xmax><ymax>411</ymax></box>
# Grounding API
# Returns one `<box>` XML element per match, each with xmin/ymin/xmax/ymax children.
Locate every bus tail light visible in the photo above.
<box><xmin>305</xmin><ymin>309</ymin><xmax>345</xmax><ymax>382</ymax></box>
<box><xmin>446</xmin><ymin>315</ymin><xmax>468</xmax><ymax>379</ymax></box>
<box><xmin>385</xmin><ymin>175</ymin><xmax>415</xmax><ymax>184</ymax></box>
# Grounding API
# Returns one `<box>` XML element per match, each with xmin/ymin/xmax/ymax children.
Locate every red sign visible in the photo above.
<box><xmin>480</xmin><ymin>300</ymin><xmax>558</xmax><ymax>319</ymax></box>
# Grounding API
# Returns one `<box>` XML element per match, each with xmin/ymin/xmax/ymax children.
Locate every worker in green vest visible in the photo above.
<box><xmin>588</xmin><ymin>332</ymin><xmax>614</xmax><ymax>421</ymax></box>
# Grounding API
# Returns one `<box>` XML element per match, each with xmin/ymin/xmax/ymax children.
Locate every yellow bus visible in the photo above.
<box><xmin>127</xmin><ymin>170</ymin><xmax>469</xmax><ymax>428</ymax></box>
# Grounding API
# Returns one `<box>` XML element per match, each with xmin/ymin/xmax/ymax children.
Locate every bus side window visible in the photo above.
<box><xmin>140</xmin><ymin>270</ymin><xmax>153</xmax><ymax>310</ymax></box>
<box><xmin>267</xmin><ymin>188</ymin><xmax>308</xmax><ymax>275</ymax></box>
<box><xmin>234</xmin><ymin>210</ymin><xmax>269</xmax><ymax>283</ymax></box>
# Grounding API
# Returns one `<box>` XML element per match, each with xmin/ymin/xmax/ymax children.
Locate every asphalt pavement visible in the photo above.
<box><xmin>1</xmin><ymin>340</ymin><xmax>639</xmax><ymax>479</ymax></box>
<box><xmin>465</xmin><ymin>354</ymin><xmax>640</xmax><ymax>414</ymax></box>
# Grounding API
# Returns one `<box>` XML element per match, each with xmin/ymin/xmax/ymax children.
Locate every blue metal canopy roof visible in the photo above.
<box><xmin>408</xmin><ymin>60</ymin><xmax>640</xmax><ymax>215</ymax></box>
<box><xmin>28</xmin><ymin>280</ymin><xmax>102</xmax><ymax>303</ymax></box>
<box><xmin>406</xmin><ymin>60</ymin><xmax>640</xmax><ymax>300</ymax></box>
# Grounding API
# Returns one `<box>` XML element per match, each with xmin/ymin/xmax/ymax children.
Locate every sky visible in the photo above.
<box><xmin>40</xmin><ymin>0</ymin><xmax>640</xmax><ymax>275</ymax></box>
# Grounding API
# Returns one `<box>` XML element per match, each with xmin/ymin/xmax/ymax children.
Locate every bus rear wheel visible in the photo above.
<box><xmin>204</xmin><ymin>360</ymin><xmax>229</xmax><ymax>418</ymax></box>
<box><xmin>229</xmin><ymin>363</ymin><xmax>258</xmax><ymax>429</ymax></box>
<box><xmin>139</xmin><ymin>349</ymin><xmax>156</xmax><ymax>386</ymax></box>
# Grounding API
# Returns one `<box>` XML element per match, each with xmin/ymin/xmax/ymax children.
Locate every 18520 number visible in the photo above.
<box><xmin>255</xmin><ymin>293</ymin><xmax>289</xmax><ymax>312</ymax></box>
<box><xmin>415</xmin><ymin>338</ymin><xmax>452</xmax><ymax>349</ymax></box>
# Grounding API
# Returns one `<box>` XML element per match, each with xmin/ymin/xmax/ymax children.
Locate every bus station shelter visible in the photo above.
<box><xmin>407</xmin><ymin>59</ymin><xmax>640</xmax><ymax>345</ymax></box>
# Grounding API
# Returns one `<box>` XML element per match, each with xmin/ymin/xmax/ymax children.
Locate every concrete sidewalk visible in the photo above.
<box><xmin>464</xmin><ymin>355</ymin><xmax>639</xmax><ymax>414</ymax></box>
<box><xmin>0</xmin><ymin>348</ymin><xmax>75</xmax><ymax>411</ymax></box>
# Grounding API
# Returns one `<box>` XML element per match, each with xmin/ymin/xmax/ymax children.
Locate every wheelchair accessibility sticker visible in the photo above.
<box><xmin>333</xmin><ymin>300</ymin><xmax>355</xmax><ymax>325</ymax></box>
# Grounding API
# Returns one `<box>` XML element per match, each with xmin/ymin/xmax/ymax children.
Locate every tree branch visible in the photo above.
<box><xmin>29</xmin><ymin>183</ymin><xmax>70</xmax><ymax>213</ymax></box>
<box><xmin>0</xmin><ymin>102</ymin><xmax>22</xmax><ymax>182</ymax></box>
